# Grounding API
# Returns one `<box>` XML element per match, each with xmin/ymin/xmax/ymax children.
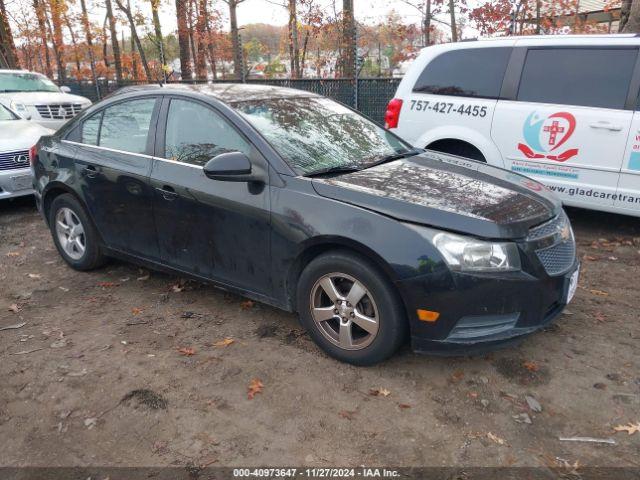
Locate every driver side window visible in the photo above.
<box><xmin>165</xmin><ymin>99</ymin><xmax>251</xmax><ymax>167</ymax></box>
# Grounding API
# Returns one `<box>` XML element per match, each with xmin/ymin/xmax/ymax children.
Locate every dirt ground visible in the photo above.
<box><xmin>1</xmin><ymin>196</ymin><xmax>639</xmax><ymax>469</ymax></box>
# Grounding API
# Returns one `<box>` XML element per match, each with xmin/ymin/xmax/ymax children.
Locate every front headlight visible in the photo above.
<box><xmin>9</xmin><ymin>100</ymin><xmax>27</xmax><ymax>114</ymax></box>
<box><xmin>409</xmin><ymin>225</ymin><xmax>521</xmax><ymax>272</ymax></box>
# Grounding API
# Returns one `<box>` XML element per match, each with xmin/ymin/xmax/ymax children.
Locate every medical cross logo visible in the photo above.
<box><xmin>517</xmin><ymin>111</ymin><xmax>579</xmax><ymax>162</ymax></box>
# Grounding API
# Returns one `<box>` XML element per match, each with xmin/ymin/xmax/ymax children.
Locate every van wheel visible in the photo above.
<box><xmin>296</xmin><ymin>250</ymin><xmax>407</xmax><ymax>365</ymax></box>
<box><xmin>427</xmin><ymin>139</ymin><xmax>486</xmax><ymax>162</ymax></box>
<box><xmin>49</xmin><ymin>194</ymin><xmax>106</xmax><ymax>271</ymax></box>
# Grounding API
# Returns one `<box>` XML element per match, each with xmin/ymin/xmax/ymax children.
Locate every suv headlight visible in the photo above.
<box><xmin>9</xmin><ymin>100</ymin><xmax>27</xmax><ymax>114</ymax></box>
<box><xmin>409</xmin><ymin>225</ymin><xmax>521</xmax><ymax>272</ymax></box>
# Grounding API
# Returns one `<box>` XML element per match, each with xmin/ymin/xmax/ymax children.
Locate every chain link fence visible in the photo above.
<box><xmin>63</xmin><ymin>78</ymin><xmax>401</xmax><ymax>125</ymax></box>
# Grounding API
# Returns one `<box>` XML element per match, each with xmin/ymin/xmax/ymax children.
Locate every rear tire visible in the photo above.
<box><xmin>296</xmin><ymin>250</ymin><xmax>407</xmax><ymax>365</ymax></box>
<box><xmin>49</xmin><ymin>194</ymin><xmax>105</xmax><ymax>271</ymax></box>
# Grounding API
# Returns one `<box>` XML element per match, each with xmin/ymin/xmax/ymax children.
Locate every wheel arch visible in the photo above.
<box><xmin>415</xmin><ymin>126</ymin><xmax>503</xmax><ymax>167</ymax></box>
<box><xmin>42</xmin><ymin>182</ymin><xmax>91</xmax><ymax>227</ymax></box>
<box><xmin>285</xmin><ymin>236</ymin><xmax>401</xmax><ymax>312</ymax></box>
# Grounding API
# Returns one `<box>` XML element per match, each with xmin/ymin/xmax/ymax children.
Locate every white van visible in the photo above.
<box><xmin>388</xmin><ymin>35</ymin><xmax>640</xmax><ymax>218</ymax></box>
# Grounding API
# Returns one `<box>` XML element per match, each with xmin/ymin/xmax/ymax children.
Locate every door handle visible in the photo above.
<box><xmin>83</xmin><ymin>165</ymin><xmax>98</xmax><ymax>178</ymax></box>
<box><xmin>156</xmin><ymin>186</ymin><xmax>178</xmax><ymax>201</ymax></box>
<box><xmin>589</xmin><ymin>121</ymin><xmax>623</xmax><ymax>132</ymax></box>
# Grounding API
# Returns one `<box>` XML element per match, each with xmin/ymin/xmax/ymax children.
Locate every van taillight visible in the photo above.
<box><xmin>29</xmin><ymin>145</ymin><xmax>38</xmax><ymax>167</ymax></box>
<box><xmin>384</xmin><ymin>98</ymin><xmax>403</xmax><ymax>129</ymax></box>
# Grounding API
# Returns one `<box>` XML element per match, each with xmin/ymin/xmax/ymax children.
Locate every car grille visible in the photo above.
<box><xmin>0</xmin><ymin>150</ymin><xmax>30</xmax><ymax>171</ymax></box>
<box><xmin>529</xmin><ymin>212</ymin><xmax>576</xmax><ymax>276</ymax></box>
<box><xmin>35</xmin><ymin>103</ymin><xmax>82</xmax><ymax>120</ymax></box>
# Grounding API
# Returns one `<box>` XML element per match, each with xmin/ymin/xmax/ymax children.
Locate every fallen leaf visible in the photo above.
<box><xmin>338</xmin><ymin>410</ymin><xmax>356</xmax><ymax>420</ymax></box>
<box><xmin>214</xmin><ymin>338</ymin><xmax>235</xmax><ymax>347</ymax></box>
<box><xmin>131</xmin><ymin>307</ymin><xmax>143</xmax><ymax>315</ymax></box>
<box><xmin>594</xmin><ymin>311</ymin><xmax>607</xmax><ymax>323</ymax></box>
<box><xmin>27</xmin><ymin>273</ymin><xmax>41</xmax><ymax>279</ymax></box>
<box><xmin>6</xmin><ymin>252</ymin><xmax>20</xmax><ymax>257</ymax></box>
<box><xmin>398</xmin><ymin>403</ymin><xmax>412</xmax><ymax>409</ymax></box>
<box><xmin>177</xmin><ymin>347</ymin><xmax>196</xmax><ymax>356</ymax></box>
<box><xmin>247</xmin><ymin>378</ymin><xmax>263</xmax><ymax>399</ymax></box>
<box><xmin>137</xmin><ymin>274</ymin><xmax>150</xmax><ymax>281</ymax></box>
<box><xmin>451</xmin><ymin>370</ymin><xmax>465</xmax><ymax>382</ymax></box>
<box><xmin>240</xmin><ymin>300</ymin><xmax>255</xmax><ymax>310</ymax></box>
<box><xmin>613</xmin><ymin>422</ymin><xmax>640</xmax><ymax>435</ymax></box>
<box><xmin>583</xmin><ymin>255</ymin><xmax>598</xmax><ymax>261</ymax></box>
<box><xmin>170</xmin><ymin>283</ymin><xmax>184</xmax><ymax>292</ymax></box>
<box><xmin>8</xmin><ymin>304</ymin><xmax>21</xmax><ymax>313</ymax></box>
<box><xmin>97</xmin><ymin>281</ymin><xmax>118</xmax><ymax>288</ymax></box>
<box><xmin>523</xmin><ymin>361</ymin><xmax>539</xmax><ymax>372</ymax></box>
<box><xmin>369</xmin><ymin>387</ymin><xmax>391</xmax><ymax>397</ymax></box>
<box><xmin>608</xmin><ymin>256</ymin><xmax>618</xmax><ymax>261</ymax></box>
<box><xmin>84</xmin><ymin>417</ymin><xmax>97</xmax><ymax>429</ymax></box>
<box><xmin>487</xmin><ymin>432</ymin><xmax>505</xmax><ymax>445</ymax></box>
<box><xmin>589</xmin><ymin>289</ymin><xmax>609</xmax><ymax>297</ymax></box>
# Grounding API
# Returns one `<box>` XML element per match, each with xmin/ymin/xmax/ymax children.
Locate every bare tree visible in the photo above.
<box><xmin>176</xmin><ymin>0</ymin><xmax>193</xmax><ymax>79</ymax></box>
<box><xmin>0</xmin><ymin>0</ymin><xmax>19</xmax><ymax>68</ymax></box>
<box><xmin>106</xmin><ymin>0</ymin><xmax>123</xmax><ymax>82</ymax></box>
<box><xmin>222</xmin><ymin>0</ymin><xmax>245</xmax><ymax>80</ymax></box>
<box><xmin>150</xmin><ymin>0</ymin><xmax>167</xmax><ymax>80</ymax></box>
<box><xmin>48</xmin><ymin>0</ymin><xmax>68</xmax><ymax>81</ymax></box>
<box><xmin>195</xmin><ymin>0</ymin><xmax>209</xmax><ymax>79</ymax></box>
<box><xmin>33</xmin><ymin>0</ymin><xmax>54</xmax><ymax>77</ymax></box>
<box><xmin>620</xmin><ymin>0</ymin><xmax>640</xmax><ymax>32</ymax></box>
<box><xmin>114</xmin><ymin>0</ymin><xmax>152</xmax><ymax>80</ymax></box>
<box><xmin>448</xmin><ymin>0</ymin><xmax>457</xmax><ymax>41</ymax></box>
<box><xmin>79</xmin><ymin>0</ymin><xmax>99</xmax><ymax>88</ymax></box>
<box><xmin>340</xmin><ymin>0</ymin><xmax>355</xmax><ymax>78</ymax></box>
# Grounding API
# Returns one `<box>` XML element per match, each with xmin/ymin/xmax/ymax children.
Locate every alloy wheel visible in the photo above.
<box><xmin>309</xmin><ymin>272</ymin><xmax>379</xmax><ymax>350</ymax></box>
<box><xmin>55</xmin><ymin>207</ymin><xmax>86</xmax><ymax>260</ymax></box>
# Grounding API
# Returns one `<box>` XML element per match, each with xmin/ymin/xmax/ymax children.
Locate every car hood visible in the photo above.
<box><xmin>0</xmin><ymin>91</ymin><xmax>90</xmax><ymax>105</ymax></box>
<box><xmin>311</xmin><ymin>151</ymin><xmax>562</xmax><ymax>239</ymax></box>
<box><xmin>0</xmin><ymin>120</ymin><xmax>54</xmax><ymax>152</ymax></box>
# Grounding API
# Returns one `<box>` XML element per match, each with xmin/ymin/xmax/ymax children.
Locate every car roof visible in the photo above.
<box><xmin>110</xmin><ymin>83</ymin><xmax>320</xmax><ymax>104</ymax></box>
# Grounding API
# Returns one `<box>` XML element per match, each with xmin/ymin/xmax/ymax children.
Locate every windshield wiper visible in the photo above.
<box><xmin>304</xmin><ymin>165</ymin><xmax>361</xmax><ymax>177</ymax></box>
<box><xmin>362</xmin><ymin>148</ymin><xmax>425</xmax><ymax>170</ymax></box>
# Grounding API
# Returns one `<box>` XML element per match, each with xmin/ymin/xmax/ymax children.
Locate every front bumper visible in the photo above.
<box><xmin>396</xmin><ymin>260</ymin><xmax>580</xmax><ymax>355</ymax></box>
<box><xmin>0</xmin><ymin>167</ymin><xmax>34</xmax><ymax>200</ymax></box>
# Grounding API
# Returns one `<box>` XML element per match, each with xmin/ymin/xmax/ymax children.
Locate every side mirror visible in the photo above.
<box><xmin>203</xmin><ymin>151</ymin><xmax>262</xmax><ymax>182</ymax></box>
<box><xmin>60</xmin><ymin>86</ymin><xmax>72</xmax><ymax>93</ymax></box>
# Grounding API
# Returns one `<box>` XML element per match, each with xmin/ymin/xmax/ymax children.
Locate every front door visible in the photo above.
<box><xmin>151</xmin><ymin>97</ymin><xmax>271</xmax><ymax>295</ymax></box>
<box><xmin>72</xmin><ymin>97</ymin><xmax>160</xmax><ymax>259</ymax></box>
<box><xmin>492</xmin><ymin>46</ymin><xmax>637</xmax><ymax>210</ymax></box>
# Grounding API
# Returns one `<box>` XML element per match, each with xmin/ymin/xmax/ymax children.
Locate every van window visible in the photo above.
<box><xmin>412</xmin><ymin>47</ymin><xmax>512</xmax><ymax>99</ymax></box>
<box><xmin>517</xmin><ymin>48</ymin><xmax>637</xmax><ymax>110</ymax></box>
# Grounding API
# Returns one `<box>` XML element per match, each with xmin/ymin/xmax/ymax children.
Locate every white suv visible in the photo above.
<box><xmin>0</xmin><ymin>70</ymin><xmax>91</xmax><ymax>130</ymax></box>
<box><xmin>388</xmin><ymin>34</ymin><xmax>640</xmax><ymax>218</ymax></box>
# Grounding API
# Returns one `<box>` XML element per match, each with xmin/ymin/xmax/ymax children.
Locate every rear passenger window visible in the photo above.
<box><xmin>517</xmin><ymin>48</ymin><xmax>637</xmax><ymax>110</ymax></box>
<box><xmin>99</xmin><ymin>98</ymin><xmax>156</xmax><ymax>154</ymax></box>
<box><xmin>413</xmin><ymin>47</ymin><xmax>512</xmax><ymax>99</ymax></box>
<box><xmin>81</xmin><ymin>112</ymin><xmax>101</xmax><ymax>145</ymax></box>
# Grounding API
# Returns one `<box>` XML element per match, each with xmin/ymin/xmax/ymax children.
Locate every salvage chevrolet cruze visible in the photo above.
<box><xmin>31</xmin><ymin>84</ymin><xmax>579</xmax><ymax>365</ymax></box>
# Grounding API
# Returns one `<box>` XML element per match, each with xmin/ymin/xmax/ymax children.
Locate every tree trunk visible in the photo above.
<box><xmin>340</xmin><ymin>0</ymin><xmax>355</xmax><ymax>78</ymax></box>
<box><xmin>63</xmin><ymin>11</ymin><xmax>82</xmax><ymax>73</ymax></box>
<box><xmin>228</xmin><ymin>0</ymin><xmax>243</xmax><ymax>80</ymax></box>
<box><xmin>115</xmin><ymin>0</ymin><xmax>152</xmax><ymax>81</ymax></box>
<box><xmin>448</xmin><ymin>0</ymin><xmax>457</xmax><ymax>42</ymax></box>
<box><xmin>79</xmin><ymin>0</ymin><xmax>99</xmax><ymax>93</ymax></box>
<box><xmin>0</xmin><ymin>0</ymin><xmax>19</xmax><ymax>68</ymax></box>
<box><xmin>195</xmin><ymin>0</ymin><xmax>208</xmax><ymax>79</ymax></box>
<box><xmin>536</xmin><ymin>0</ymin><xmax>541</xmax><ymax>34</ymax></box>
<box><xmin>176</xmin><ymin>0</ymin><xmax>193</xmax><ymax>79</ymax></box>
<box><xmin>48</xmin><ymin>0</ymin><xmax>67</xmax><ymax>81</ymax></box>
<box><xmin>205</xmin><ymin>7</ymin><xmax>218</xmax><ymax>79</ymax></box>
<box><xmin>621</xmin><ymin>0</ymin><xmax>640</xmax><ymax>32</ymax></box>
<box><xmin>102</xmin><ymin>14</ymin><xmax>110</xmax><ymax>68</ymax></box>
<box><xmin>150</xmin><ymin>0</ymin><xmax>166</xmax><ymax>80</ymax></box>
<box><xmin>423</xmin><ymin>0</ymin><xmax>431</xmax><ymax>46</ymax></box>
<box><xmin>288</xmin><ymin>0</ymin><xmax>300</xmax><ymax>78</ymax></box>
<box><xmin>33</xmin><ymin>0</ymin><xmax>54</xmax><ymax>77</ymax></box>
<box><xmin>106</xmin><ymin>0</ymin><xmax>123</xmax><ymax>82</ymax></box>
<box><xmin>300</xmin><ymin>29</ymin><xmax>309</xmax><ymax>78</ymax></box>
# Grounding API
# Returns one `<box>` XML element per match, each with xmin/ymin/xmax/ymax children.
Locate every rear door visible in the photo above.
<box><xmin>150</xmin><ymin>96</ymin><xmax>271</xmax><ymax>294</ymax></box>
<box><xmin>492</xmin><ymin>46</ymin><xmax>637</xmax><ymax>210</ymax></box>
<box><xmin>71</xmin><ymin>97</ymin><xmax>160</xmax><ymax>259</ymax></box>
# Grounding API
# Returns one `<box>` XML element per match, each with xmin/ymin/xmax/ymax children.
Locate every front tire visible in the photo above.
<box><xmin>296</xmin><ymin>250</ymin><xmax>407</xmax><ymax>365</ymax></box>
<box><xmin>49</xmin><ymin>194</ymin><xmax>105</xmax><ymax>270</ymax></box>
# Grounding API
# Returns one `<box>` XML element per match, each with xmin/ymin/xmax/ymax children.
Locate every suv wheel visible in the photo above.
<box><xmin>297</xmin><ymin>251</ymin><xmax>406</xmax><ymax>365</ymax></box>
<box><xmin>49</xmin><ymin>194</ymin><xmax>105</xmax><ymax>270</ymax></box>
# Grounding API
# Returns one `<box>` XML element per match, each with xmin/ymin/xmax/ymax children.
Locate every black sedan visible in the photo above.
<box><xmin>30</xmin><ymin>84</ymin><xmax>579</xmax><ymax>365</ymax></box>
